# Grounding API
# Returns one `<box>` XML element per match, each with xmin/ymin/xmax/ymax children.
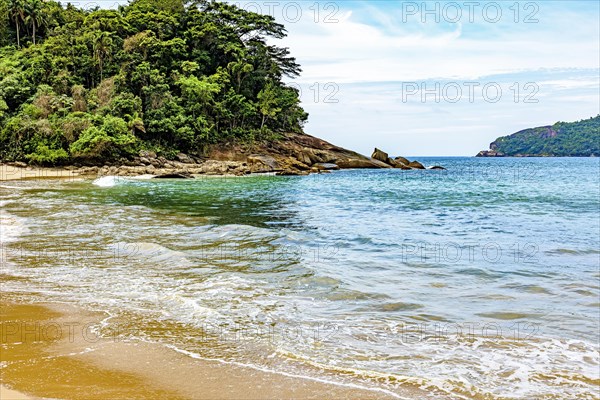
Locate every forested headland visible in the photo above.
<box><xmin>477</xmin><ymin>116</ymin><xmax>600</xmax><ymax>157</ymax></box>
<box><xmin>0</xmin><ymin>0</ymin><xmax>309</xmax><ymax>165</ymax></box>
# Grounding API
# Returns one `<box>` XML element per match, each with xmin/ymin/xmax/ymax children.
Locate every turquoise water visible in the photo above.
<box><xmin>1</xmin><ymin>157</ymin><xmax>599</xmax><ymax>398</ymax></box>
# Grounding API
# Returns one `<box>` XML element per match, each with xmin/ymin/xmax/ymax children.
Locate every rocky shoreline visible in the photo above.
<box><xmin>2</xmin><ymin>132</ymin><xmax>444</xmax><ymax>179</ymax></box>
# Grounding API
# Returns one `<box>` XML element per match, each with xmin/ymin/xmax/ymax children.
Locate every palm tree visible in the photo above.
<box><xmin>9</xmin><ymin>0</ymin><xmax>26</xmax><ymax>47</ymax></box>
<box><xmin>25</xmin><ymin>0</ymin><xmax>45</xmax><ymax>45</ymax></box>
<box><xmin>93</xmin><ymin>32</ymin><xmax>113</xmax><ymax>82</ymax></box>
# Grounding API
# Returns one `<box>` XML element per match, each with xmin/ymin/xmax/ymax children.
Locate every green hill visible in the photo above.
<box><xmin>0</xmin><ymin>0</ymin><xmax>308</xmax><ymax>165</ymax></box>
<box><xmin>477</xmin><ymin>116</ymin><xmax>600</xmax><ymax>157</ymax></box>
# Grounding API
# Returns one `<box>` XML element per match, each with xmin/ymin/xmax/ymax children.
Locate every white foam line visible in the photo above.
<box><xmin>163</xmin><ymin>344</ymin><xmax>411</xmax><ymax>400</ymax></box>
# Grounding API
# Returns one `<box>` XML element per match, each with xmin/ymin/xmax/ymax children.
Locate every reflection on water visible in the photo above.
<box><xmin>1</xmin><ymin>157</ymin><xmax>599</xmax><ymax>399</ymax></box>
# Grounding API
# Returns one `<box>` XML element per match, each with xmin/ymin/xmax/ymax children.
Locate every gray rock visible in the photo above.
<box><xmin>313</xmin><ymin>163</ymin><xmax>340</xmax><ymax>171</ymax></box>
<box><xmin>139</xmin><ymin>150</ymin><xmax>157</xmax><ymax>159</ymax></box>
<box><xmin>296</xmin><ymin>151</ymin><xmax>313</xmax><ymax>165</ymax></box>
<box><xmin>154</xmin><ymin>172</ymin><xmax>193</xmax><ymax>179</ymax></box>
<box><xmin>476</xmin><ymin>150</ymin><xmax>505</xmax><ymax>157</ymax></box>
<box><xmin>394</xmin><ymin>156</ymin><xmax>410</xmax><ymax>165</ymax></box>
<box><xmin>371</xmin><ymin>148</ymin><xmax>389</xmax><ymax>163</ymax></box>
<box><xmin>149</xmin><ymin>158</ymin><xmax>162</xmax><ymax>168</ymax></box>
<box><xmin>336</xmin><ymin>158</ymin><xmax>392</xmax><ymax>169</ymax></box>
<box><xmin>248</xmin><ymin>155</ymin><xmax>280</xmax><ymax>171</ymax></box>
<box><xmin>388</xmin><ymin>158</ymin><xmax>411</xmax><ymax>170</ymax></box>
<box><xmin>176</xmin><ymin>153</ymin><xmax>195</xmax><ymax>164</ymax></box>
<box><xmin>408</xmin><ymin>161</ymin><xmax>426</xmax><ymax>170</ymax></box>
<box><xmin>276</xmin><ymin>169</ymin><xmax>309</xmax><ymax>176</ymax></box>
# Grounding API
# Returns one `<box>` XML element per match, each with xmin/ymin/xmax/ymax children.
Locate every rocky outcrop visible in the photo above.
<box><xmin>476</xmin><ymin>150</ymin><xmax>505</xmax><ymax>157</ymax></box>
<box><xmin>371</xmin><ymin>148</ymin><xmax>389</xmax><ymax>163</ymax></box>
<box><xmin>202</xmin><ymin>132</ymin><xmax>398</xmax><ymax>175</ymax></box>
<box><xmin>408</xmin><ymin>161</ymin><xmax>425</xmax><ymax>170</ymax></box>
<box><xmin>388</xmin><ymin>158</ymin><xmax>411</xmax><ymax>170</ymax></box>
<box><xmin>9</xmin><ymin>132</ymin><xmax>445</xmax><ymax>179</ymax></box>
<box><xmin>368</xmin><ymin>148</ymin><xmax>440</xmax><ymax>171</ymax></box>
<box><xmin>154</xmin><ymin>172</ymin><xmax>193</xmax><ymax>179</ymax></box>
<box><xmin>336</xmin><ymin>158</ymin><xmax>391</xmax><ymax>169</ymax></box>
<box><xmin>394</xmin><ymin>156</ymin><xmax>410</xmax><ymax>166</ymax></box>
<box><xmin>313</xmin><ymin>163</ymin><xmax>340</xmax><ymax>171</ymax></box>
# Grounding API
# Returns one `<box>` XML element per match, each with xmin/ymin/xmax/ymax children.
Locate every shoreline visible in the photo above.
<box><xmin>0</xmin><ymin>163</ymin><xmax>324</xmax><ymax>183</ymax></box>
<box><xmin>0</xmin><ymin>298</ymin><xmax>425</xmax><ymax>400</ymax></box>
<box><xmin>0</xmin><ymin>386</ymin><xmax>34</xmax><ymax>400</ymax></box>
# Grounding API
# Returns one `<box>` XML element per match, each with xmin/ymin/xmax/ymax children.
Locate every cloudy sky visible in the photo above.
<box><xmin>241</xmin><ymin>0</ymin><xmax>600</xmax><ymax>156</ymax></box>
<box><xmin>96</xmin><ymin>0</ymin><xmax>600</xmax><ymax>156</ymax></box>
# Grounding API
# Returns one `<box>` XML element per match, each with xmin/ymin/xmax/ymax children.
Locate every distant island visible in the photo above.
<box><xmin>477</xmin><ymin>116</ymin><xmax>600</xmax><ymax>157</ymax></box>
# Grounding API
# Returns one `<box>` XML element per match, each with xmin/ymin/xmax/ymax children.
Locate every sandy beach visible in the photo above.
<box><xmin>0</xmin><ymin>164</ymin><xmax>82</xmax><ymax>182</ymax></box>
<box><xmin>0</xmin><ymin>385</ymin><xmax>35</xmax><ymax>399</ymax></box>
<box><xmin>0</xmin><ymin>298</ymin><xmax>415</xmax><ymax>400</ymax></box>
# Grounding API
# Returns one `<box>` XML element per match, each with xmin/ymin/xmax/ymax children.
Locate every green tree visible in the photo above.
<box><xmin>25</xmin><ymin>0</ymin><xmax>46</xmax><ymax>45</ymax></box>
<box><xmin>9</xmin><ymin>0</ymin><xmax>26</xmax><ymax>47</ymax></box>
<box><xmin>92</xmin><ymin>31</ymin><xmax>114</xmax><ymax>81</ymax></box>
<box><xmin>257</xmin><ymin>81</ymin><xmax>280</xmax><ymax>131</ymax></box>
<box><xmin>0</xmin><ymin>0</ymin><xmax>309</xmax><ymax>163</ymax></box>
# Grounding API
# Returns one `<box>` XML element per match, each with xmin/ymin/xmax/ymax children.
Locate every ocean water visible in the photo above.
<box><xmin>1</xmin><ymin>157</ymin><xmax>599</xmax><ymax>399</ymax></box>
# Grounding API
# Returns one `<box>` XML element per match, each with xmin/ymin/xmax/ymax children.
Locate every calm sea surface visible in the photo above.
<box><xmin>1</xmin><ymin>157</ymin><xmax>599</xmax><ymax>398</ymax></box>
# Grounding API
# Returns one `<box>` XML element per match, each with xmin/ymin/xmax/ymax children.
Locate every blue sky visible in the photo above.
<box><xmin>252</xmin><ymin>0</ymin><xmax>600</xmax><ymax>155</ymax></box>
<box><xmin>97</xmin><ymin>0</ymin><xmax>600</xmax><ymax>156</ymax></box>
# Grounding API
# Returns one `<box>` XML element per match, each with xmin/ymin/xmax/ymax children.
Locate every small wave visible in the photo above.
<box><xmin>92</xmin><ymin>176</ymin><xmax>127</xmax><ymax>187</ymax></box>
<box><xmin>166</xmin><ymin>345</ymin><xmax>411</xmax><ymax>399</ymax></box>
<box><xmin>0</xmin><ymin>213</ymin><xmax>28</xmax><ymax>243</ymax></box>
<box><xmin>476</xmin><ymin>311</ymin><xmax>540</xmax><ymax>320</ymax></box>
<box><xmin>546</xmin><ymin>248</ymin><xmax>600</xmax><ymax>256</ymax></box>
<box><xmin>378</xmin><ymin>302</ymin><xmax>424</xmax><ymax>312</ymax></box>
<box><xmin>108</xmin><ymin>242</ymin><xmax>194</xmax><ymax>267</ymax></box>
<box><xmin>0</xmin><ymin>184</ymin><xmax>36</xmax><ymax>190</ymax></box>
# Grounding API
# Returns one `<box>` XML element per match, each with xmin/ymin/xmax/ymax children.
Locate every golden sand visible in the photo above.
<box><xmin>0</xmin><ymin>164</ymin><xmax>82</xmax><ymax>182</ymax></box>
<box><xmin>0</xmin><ymin>385</ymin><xmax>35</xmax><ymax>399</ymax></box>
<box><xmin>0</xmin><ymin>300</ymin><xmax>411</xmax><ymax>399</ymax></box>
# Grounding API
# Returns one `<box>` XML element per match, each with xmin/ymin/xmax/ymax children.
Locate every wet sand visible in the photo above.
<box><xmin>0</xmin><ymin>300</ymin><xmax>416</xmax><ymax>399</ymax></box>
<box><xmin>0</xmin><ymin>165</ymin><xmax>81</xmax><ymax>182</ymax></box>
<box><xmin>0</xmin><ymin>385</ymin><xmax>35</xmax><ymax>399</ymax></box>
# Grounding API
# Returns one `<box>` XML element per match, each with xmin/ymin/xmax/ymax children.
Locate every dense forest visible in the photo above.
<box><xmin>483</xmin><ymin>116</ymin><xmax>600</xmax><ymax>157</ymax></box>
<box><xmin>0</xmin><ymin>0</ymin><xmax>308</xmax><ymax>165</ymax></box>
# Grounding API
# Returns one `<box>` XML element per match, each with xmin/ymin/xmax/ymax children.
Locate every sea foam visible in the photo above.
<box><xmin>92</xmin><ymin>176</ymin><xmax>126</xmax><ymax>187</ymax></box>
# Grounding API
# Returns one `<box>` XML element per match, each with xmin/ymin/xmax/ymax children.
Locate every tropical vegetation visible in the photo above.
<box><xmin>489</xmin><ymin>116</ymin><xmax>600</xmax><ymax>157</ymax></box>
<box><xmin>0</xmin><ymin>0</ymin><xmax>308</xmax><ymax>165</ymax></box>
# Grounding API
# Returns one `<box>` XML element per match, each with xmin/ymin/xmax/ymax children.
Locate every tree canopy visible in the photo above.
<box><xmin>490</xmin><ymin>116</ymin><xmax>600</xmax><ymax>157</ymax></box>
<box><xmin>0</xmin><ymin>0</ymin><xmax>308</xmax><ymax>165</ymax></box>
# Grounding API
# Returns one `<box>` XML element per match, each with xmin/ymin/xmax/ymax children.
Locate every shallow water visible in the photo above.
<box><xmin>1</xmin><ymin>157</ymin><xmax>599</xmax><ymax>399</ymax></box>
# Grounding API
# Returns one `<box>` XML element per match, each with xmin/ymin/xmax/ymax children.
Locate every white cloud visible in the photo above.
<box><xmin>268</xmin><ymin>1</ymin><xmax>600</xmax><ymax>155</ymax></box>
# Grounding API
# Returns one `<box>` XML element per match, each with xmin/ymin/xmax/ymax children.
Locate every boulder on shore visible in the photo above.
<box><xmin>153</xmin><ymin>172</ymin><xmax>193</xmax><ymax>179</ymax></box>
<box><xmin>371</xmin><ymin>148</ymin><xmax>389</xmax><ymax>163</ymax></box>
<box><xmin>313</xmin><ymin>163</ymin><xmax>340</xmax><ymax>171</ymax></box>
<box><xmin>476</xmin><ymin>150</ymin><xmax>505</xmax><ymax>157</ymax></box>
<box><xmin>139</xmin><ymin>150</ymin><xmax>157</xmax><ymax>159</ymax></box>
<box><xmin>394</xmin><ymin>156</ymin><xmax>410</xmax><ymax>165</ymax></box>
<box><xmin>388</xmin><ymin>158</ymin><xmax>411</xmax><ymax>170</ymax></box>
<box><xmin>176</xmin><ymin>153</ymin><xmax>196</xmax><ymax>164</ymax></box>
<box><xmin>336</xmin><ymin>158</ymin><xmax>392</xmax><ymax>169</ymax></box>
<box><xmin>247</xmin><ymin>155</ymin><xmax>280</xmax><ymax>171</ymax></box>
<box><xmin>408</xmin><ymin>161</ymin><xmax>426</xmax><ymax>170</ymax></box>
